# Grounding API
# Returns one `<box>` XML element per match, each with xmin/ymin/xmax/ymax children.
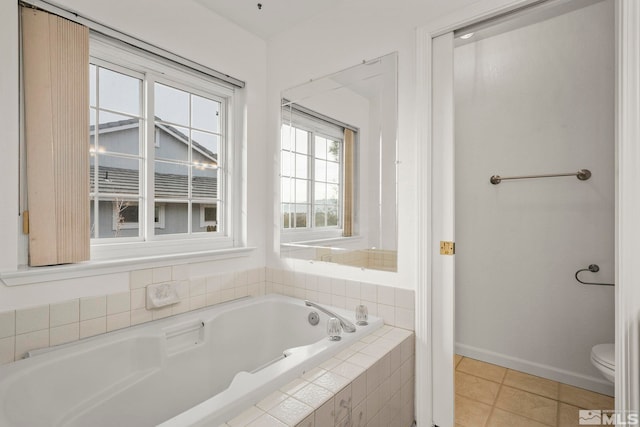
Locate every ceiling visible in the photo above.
<box><xmin>194</xmin><ymin>0</ymin><xmax>346</xmax><ymax>39</ymax></box>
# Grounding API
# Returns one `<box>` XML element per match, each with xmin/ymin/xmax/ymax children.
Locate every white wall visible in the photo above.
<box><xmin>266</xmin><ymin>0</ymin><xmax>479</xmax><ymax>288</ymax></box>
<box><xmin>0</xmin><ymin>0</ymin><xmax>268</xmax><ymax>309</ymax></box>
<box><xmin>454</xmin><ymin>1</ymin><xmax>615</xmax><ymax>393</ymax></box>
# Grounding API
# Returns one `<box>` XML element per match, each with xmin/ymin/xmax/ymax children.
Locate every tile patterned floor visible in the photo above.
<box><xmin>454</xmin><ymin>355</ymin><xmax>614</xmax><ymax>427</ymax></box>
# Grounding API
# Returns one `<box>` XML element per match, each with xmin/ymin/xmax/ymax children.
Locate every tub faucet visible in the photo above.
<box><xmin>304</xmin><ymin>300</ymin><xmax>357</xmax><ymax>333</ymax></box>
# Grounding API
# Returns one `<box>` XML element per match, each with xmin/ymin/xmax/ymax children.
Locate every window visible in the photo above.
<box><xmin>88</xmin><ymin>35</ymin><xmax>236</xmax><ymax>257</ymax></box>
<box><xmin>281</xmin><ymin>113</ymin><xmax>347</xmax><ymax>235</ymax></box>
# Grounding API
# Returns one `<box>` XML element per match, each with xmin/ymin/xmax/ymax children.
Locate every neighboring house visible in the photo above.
<box><xmin>90</xmin><ymin>118</ymin><xmax>218</xmax><ymax>238</ymax></box>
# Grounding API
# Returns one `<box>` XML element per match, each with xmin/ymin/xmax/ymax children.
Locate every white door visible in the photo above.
<box><xmin>430</xmin><ymin>31</ymin><xmax>456</xmax><ymax>427</ymax></box>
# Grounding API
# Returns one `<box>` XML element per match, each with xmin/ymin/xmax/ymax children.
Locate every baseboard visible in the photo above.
<box><xmin>456</xmin><ymin>343</ymin><xmax>614</xmax><ymax>397</ymax></box>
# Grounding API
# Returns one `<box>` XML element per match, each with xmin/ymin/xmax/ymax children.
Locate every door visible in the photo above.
<box><xmin>431</xmin><ymin>31</ymin><xmax>456</xmax><ymax>427</ymax></box>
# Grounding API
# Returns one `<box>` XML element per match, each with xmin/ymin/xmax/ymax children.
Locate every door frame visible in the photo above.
<box><xmin>415</xmin><ymin>0</ymin><xmax>640</xmax><ymax>425</ymax></box>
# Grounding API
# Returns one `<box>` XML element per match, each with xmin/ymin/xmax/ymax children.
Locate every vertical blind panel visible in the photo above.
<box><xmin>343</xmin><ymin>129</ymin><xmax>355</xmax><ymax>237</ymax></box>
<box><xmin>22</xmin><ymin>7</ymin><xmax>89</xmax><ymax>266</ymax></box>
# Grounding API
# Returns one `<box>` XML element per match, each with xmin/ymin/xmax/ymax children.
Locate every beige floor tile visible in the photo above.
<box><xmin>456</xmin><ymin>371</ymin><xmax>501</xmax><ymax>405</ymax></box>
<box><xmin>457</xmin><ymin>358</ymin><xmax>507</xmax><ymax>383</ymax></box>
<box><xmin>455</xmin><ymin>354</ymin><xmax>463</xmax><ymax>368</ymax></box>
<box><xmin>558</xmin><ymin>384</ymin><xmax>614</xmax><ymax>410</ymax></box>
<box><xmin>503</xmin><ymin>370</ymin><xmax>559</xmax><ymax>400</ymax></box>
<box><xmin>487</xmin><ymin>408</ymin><xmax>551</xmax><ymax>427</ymax></box>
<box><xmin>558</xmin><ymin>403</ymin><xmax>583</xmax><ymax>427</ymax></box>
<box><xmin>455</xmin><ymin>394</ymin><xmax>492</xmax><ymax>427</ymax></box>
<box><xmin>495</xmin><ymin>386</ymin><xmax>557</xmax><ymax>426</ymax></box>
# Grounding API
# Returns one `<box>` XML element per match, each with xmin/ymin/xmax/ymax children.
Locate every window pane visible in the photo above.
<box><xmin>282</xmin><ymin>204</ymin><xmax>291</xmax><ymax>228</ymax></box>
<box><xmin>315</xmin><ymin>206</ymin><xmax>326</xmax><ymax>228</ymax></box>
<box><xmin>281</xmin><ymin>151</ymin><xmax>292</xmax><ymax>177</ymax></box>
<box><xmin>315</xmin><ymin>182</ymin><xmax>326</xmax><ymax>204</ymax></box>
<box><xmin>281</xmin><ymin>124</ymin><xmax>292</xmax><ymax>151</ymax></box>
<box><xmin>89</xmin><ymin>64</ymin><xmax>96</xmax><ymax>108</ymax></box>
<box><xmin>327</xmin><ymin>203</ymin><xmax>339</xmax><ymax>226</ymax></box>
<box><xmin>294</xmin><ymin>204</ymin><xmax>308</xmax><ymax>228</ymax></box>
<box><xmin>295</xmin><ymin>129</ymin><xmax>308</xmax><ymax>154</ymax></box>
<box><xmin>204</xmin><ymin>206</ymin><xmax>216</xmax><ymax>222</ymax></box>
<box><xmin>327</xmin><ymin>140</ymin><xmax>340</xmax><ymax>162</ymax></box>
<box><xmin>194</xmin><ymin>203</ymin><xmax>218</xmax><ymax>233</ymax></box>
<box><xmin>96</xmin><ymin>111</ymin><xmax>140</xmax><ymax>155</ymax></box>
<box><xmin>155</xmin><ymin>124</ymin><xmax>189</xmax><ymax>162</ymax></box>
<box><xmin>98</xmin><ymin>67</ymin><xmax>141</xmax><ymax>116</ymax></box>
<box><xmin>295</xmin><ymin>154</ymin><xmax>308</xmax><ymax>178</ymax></box>
<box><xmin>192</xmin><ymin>130</ymin><xmax>219</xmax><ymax>164</ymax></box>
<box><xmin>90</xmin><ymin>154</ymin><xmax>96</xmax><ymax>194</ymax></box>
<box><xmin>191</xmin><ymin>95</ymin><xmax>220</xmax><ymax>133</ymax></box>
<box><xmin>327</xmin><ymin>161</ymin><xmax>339</xmax><ymax>183</ymax></box>
<box><xmin>327</xmin><ymin>184</ymin><xmax>339</xmax><ymax>202</ymax></box>
<box><xmin>111</xmin><ymin>199</ymin><xmax>139</xmax><ymax>236</ymax></box>
<box><xmin>192</xmin><ymin>164</ymin><xmax>217</xmax><ymax>199</ymax></box>
<box><xmin>155</xmin><ymin>83</ymin><xmax>189</xmax><ymax>126</ymax></box>
<box><xmin>95</xmin><ymin>155</ymin><xmax>140</xmax><ymax>195</ymax></box>
<box><xmin>294</xmin><ymin>179</ymin><xmax>308</xmax><ymax>203</ymax></box>
<box><xmin>315</xmin><ymin>137</ymin><xmax>327</xmax><ymax>159</ymax></box>
<box><xmin>96</xmin><ymin>198</ymin><xmax>140</xmax><ymax>239</ymax></box>
<box><xmin>119</xmin><ymin>202</ymin><xmax>139</xmax><ymax>224</ymax></box>
<box><xmin>154</xmin><ymin>202</ymin><xmax>187</xmax><ymax>235</ymax></box>
<box><xmin>89</xmin><ymin>107</ymin><xmax>96</xmax><ymax>128</ymax></box>
<box><xmin>315</xmin><ymin>159</ymin><xmax>327</xmax><ymax>182</ymax></box>
<box><xmin>281</xmin><ymin>177</ymin><xmax>291</xmax><ymax>203</ymax></box>
<box><xmin>90</xmin><ymin>199</ymin><xmax>95</xmax><ymax>238</ymax></box>
<box><xmin>155</xmin><ymin>161</ymin><xmax>188</xmax><ymax>199</ymax></box>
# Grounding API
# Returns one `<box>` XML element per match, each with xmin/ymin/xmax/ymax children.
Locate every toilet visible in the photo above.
<box><xmin>591</xmin><ymin>343</ymin><xmax>615</xmax><ymax>383</ymax></box>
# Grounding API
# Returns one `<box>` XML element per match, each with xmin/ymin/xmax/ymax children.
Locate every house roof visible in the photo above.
<box><xmin>91</xmin><ymin>166</ymin><xmax>217</xmax><ymax>199</ymax></box>
<box><xmin>90</xmin><ymin>117</ymin><xmax>219</xmax><ymax>163</ymax></box>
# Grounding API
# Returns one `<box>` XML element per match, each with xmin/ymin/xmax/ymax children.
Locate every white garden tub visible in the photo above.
<box><xmin>0</xmin><ymin>294</ymin><xmax>382</xmax><ymax>427</ymax></box>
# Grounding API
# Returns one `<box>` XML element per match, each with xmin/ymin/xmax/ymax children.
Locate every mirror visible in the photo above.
<box><xmin>279</xmin><ymin>52</ymin><xmax>398</xmax><ymax>272</ymax></box>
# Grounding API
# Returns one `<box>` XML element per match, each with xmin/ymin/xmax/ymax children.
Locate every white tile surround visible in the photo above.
<box><xmin>224</xmin><ymin>326</ymin><xmax>415</xmax><ymax>427</ymax></box>
<box><xmin>0</xmin><ymin>267</ymin><xmax>415</xmax><ymax>366</ymax></box>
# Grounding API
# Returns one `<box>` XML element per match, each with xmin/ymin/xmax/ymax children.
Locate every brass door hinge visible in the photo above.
<box><xmin>440</xmin><ymin>241</ymin><xmax>455</xmax><ymax>255</ymax></box>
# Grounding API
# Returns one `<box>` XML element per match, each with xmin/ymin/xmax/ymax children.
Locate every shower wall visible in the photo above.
<box><xmin>454</xmin><ymin>1</ymin><xmax>614</xmax><ymax>394</ymax></box>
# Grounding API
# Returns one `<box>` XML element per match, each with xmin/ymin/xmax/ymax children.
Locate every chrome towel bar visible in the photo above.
<box><xmin>490</xmin><ymin>169</ymin><xmax>591</xmax><ymax>185</ymax></box>
<box><xmin>575</xmin><ymin>264</ymin><xmax>614</xmax><ymax>287</ymax></box>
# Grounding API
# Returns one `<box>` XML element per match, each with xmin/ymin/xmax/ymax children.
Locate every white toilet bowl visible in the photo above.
<box><xmin>591</xmin><ymin>343</ymin><xmax>615</xmax><ymax>383</ymax></box>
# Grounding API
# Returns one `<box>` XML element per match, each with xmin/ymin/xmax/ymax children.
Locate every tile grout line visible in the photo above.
<box><xmin>556</xmin><ymin>381</ymin><xmax>562</xmax><ymax>427</ymax></box>
<box><xmin>484</xmin><ymin>386</ymin><xmax>498</xmax><ymax>427</ymax></box>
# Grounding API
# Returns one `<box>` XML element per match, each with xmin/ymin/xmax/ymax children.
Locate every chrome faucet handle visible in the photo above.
<box><xmin>355</xmin><ymin>305</ymin><xmax>368</xmax><ymax>326</ymax></box>
<box><xmin>327</xmin><ymin>317</ymin><xmax>342</xmax><ymax>341</ymax></box>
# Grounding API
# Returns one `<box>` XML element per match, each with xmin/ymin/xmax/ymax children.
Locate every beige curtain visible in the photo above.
<box><xmin>22</xmin><ymin>7</ymin><xmax>90</xmax><ymax>266</ymax></box>
<box><xmin>343</xmin><ymin>129</ymin><xmax>355</xmax><ymax>237</ymax></box>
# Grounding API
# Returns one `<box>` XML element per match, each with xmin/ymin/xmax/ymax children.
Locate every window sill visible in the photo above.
<box><xmin>0</xmin><ymin>247</ymin><xmax>255</xmax><ymax>287</ymax></box>
<box><xmin>281</xmin><ymin>235</ymin><xmax>363</xmax><ymax>246</ymax></box>
<box><xmin>280</xmin><ymin>229</ymin><xmax>346</xmax><ymax>244</ymax></box>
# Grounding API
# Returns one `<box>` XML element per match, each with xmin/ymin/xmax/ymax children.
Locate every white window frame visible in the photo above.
<box><xmin>280</xmin><ymin>111</ymin><xmax>348</xmax><ymax>243</ymax></box>
<box><xmin>89</xmin><ymin>34</ymin><xmax>240</xmax><ymax>260</ymax></box>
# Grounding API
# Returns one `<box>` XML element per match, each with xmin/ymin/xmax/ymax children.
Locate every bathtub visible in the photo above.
<box><xmin>0</xmin><ymin>294</ymin><xmax>382</xmax><ymax>427</ymax></box>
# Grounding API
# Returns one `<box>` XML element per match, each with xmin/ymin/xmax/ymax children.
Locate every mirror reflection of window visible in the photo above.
<box><xmin>281</xmin><ymin>110</ymin><xmax>352</xmax><ymax>234</ymax></box>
